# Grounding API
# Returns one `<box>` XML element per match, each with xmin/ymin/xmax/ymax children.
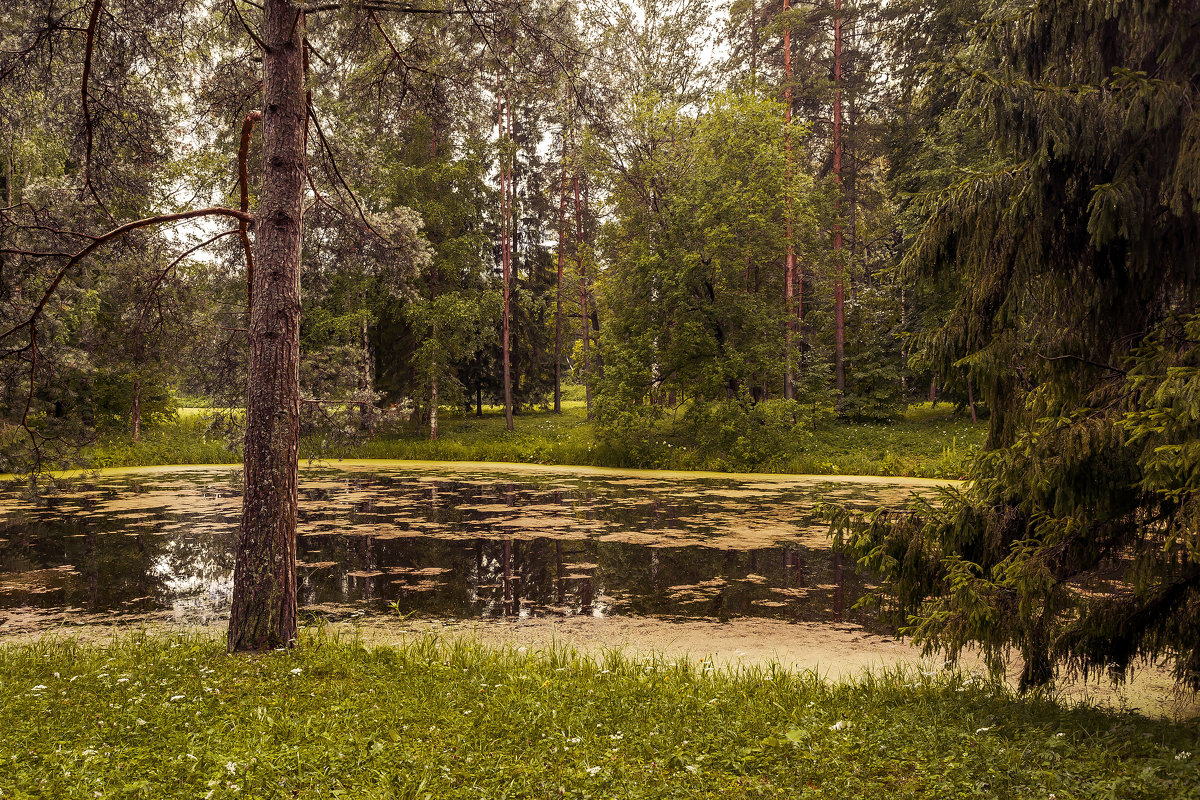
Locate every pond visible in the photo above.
<box><xmin>0</xmin><ymin>461</ymin><xmax>947</xmax><ymax>635</ymax></box>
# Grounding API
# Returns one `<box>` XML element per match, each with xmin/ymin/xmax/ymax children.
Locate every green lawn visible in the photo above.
<box><xmin>0</xmin><ymin>632</ymin><xmax>1195</xmax><ymax>799</ymax></box>
<box><xmin>86</xmin><ymin>402</ymin><xmax>984</xmax><ymax>479</ymax></box>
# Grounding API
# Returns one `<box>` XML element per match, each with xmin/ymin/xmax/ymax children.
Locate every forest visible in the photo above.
<box><xmin>1</xmin><ymin>0</ymin><xmax>1199</xmax><ymax>792</ymax></box>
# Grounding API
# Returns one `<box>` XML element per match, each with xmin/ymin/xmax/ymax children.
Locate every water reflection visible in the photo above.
<box><xmin>0</xmin><ymin>464</ymin><xmax>939</xmax><ymax>633</ymax></box>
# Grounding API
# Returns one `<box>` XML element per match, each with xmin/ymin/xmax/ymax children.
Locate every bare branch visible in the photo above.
<box><xmin>133</xmin><ymin>229</ymin><xmax>241</xmax><ymax>337</ymax></box>
<box><xmin>238</xmin><ymin>110</ymin><xmax>263</xmax><ymax>314</ymax></box>
<box><xmin>0</xmin><ymin>206</ymin><xmax>253</xmax><ymax>347</ymax></box>
<box><xmin>305</xmin><ymin>102</ymin><xmax>387</xmax><ymax>241</ymax></box>
<box><xmin>230</xmin><ymin>0</ymin><xmax>269</xmax><ymax>51</ymax></box>
<box><xmin>79</xmin><ymin>0</ymin><xmax>114</xmax><ymax>221</ymax></box>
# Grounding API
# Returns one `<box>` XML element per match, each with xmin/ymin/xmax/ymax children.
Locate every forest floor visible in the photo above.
<box><xmin>90</xmin><ymin>402</ymin><xmax>986</xmax><ymax>479</ymax></box>
<box><xmin>1</xmin><ymin>631</ymin><xmax>1197</xmax><ymax>798</ymax></box>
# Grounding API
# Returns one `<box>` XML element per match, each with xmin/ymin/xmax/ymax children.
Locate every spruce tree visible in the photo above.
<box><xmin>848</xmin><ymin>0</ymin><xmax>1200</xmax><ymax>689</ymax></box>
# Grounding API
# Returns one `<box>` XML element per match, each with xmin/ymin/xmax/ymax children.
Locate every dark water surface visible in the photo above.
<box><xmin>0</xmin><ymin>462</ymin><xmax>943</xmax><ymax>634</ymax></box>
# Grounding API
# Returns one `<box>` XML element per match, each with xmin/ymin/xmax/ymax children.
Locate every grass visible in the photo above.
<box><xmin>0</xmin><ymin>632</ymin><xmax>1196</xmax><ymax>799</ymax></box>
<box><xmin>86</xmin><ymin>402</ymin><xmax>984</xmax><ymax>479</ymax></box>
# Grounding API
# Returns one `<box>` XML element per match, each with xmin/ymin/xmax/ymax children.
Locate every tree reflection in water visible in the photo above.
<box><xmin>0</xmin><ymin>464</ymin><xmax>942</xmax><ymax>633</ymax></box>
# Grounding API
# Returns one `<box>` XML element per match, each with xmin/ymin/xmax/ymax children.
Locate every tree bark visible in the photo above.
<box><xmin>833</xmin><ymin>0</ymin><xmax>846</xmax><ymax>406</ymax></box>
<box><xmin>783</xmin><ymin>0</ymin><xmax>797</xmax><ymax>401</ymax></box>
<box><xmin>227</xmin><ymin>0</ymin><xmax>305</xmax><ymax>653</ymax></box>
<box><xmin>574</xmin><ymin>172</ymin><xmax>591</xmax><ymax>418</ymax></box>
<box><xmin>499</xmin><ymin>83</ymin><xmax>514</xmax><ymax>432</ymax></box>
<box><xmin>554</xmin><ymin>131</ymin><xmax>568</xmax><ymax>414</ymax></box>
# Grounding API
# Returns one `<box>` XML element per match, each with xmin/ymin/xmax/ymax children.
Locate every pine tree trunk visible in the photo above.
<box><xmin>227</xmin><ymin>0</ymin><xmax>304</xmax><ymax>653</ymax></box>
<box><xmin>499</xmin><ymin>85</ymin><xmax>514</xmax><ymax>432</ymax></box>
<box><xmin>833</xmin><ymin>0</ymin><xmax>846</xmax><ymax>406</ymax></box>
<box><xmin>554</xmin><ymin>131</ymin><xmax>568</xmax><ymax>414</ymax></box>
<box><xmin>783</xmin><ymin>0</ymin><xmax>796</xmax><ymax>401</ymax></box>
<box><xmin>574</xmin><ymin>173</ymin><xmax>591</xmax><ymax>418</ymax></box>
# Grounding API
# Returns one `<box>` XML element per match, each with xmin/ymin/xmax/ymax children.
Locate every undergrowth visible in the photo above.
<box><xmin>86</xmin><ymin>403</ymin><xmax>983</xmax><ymax>479</ymax></box>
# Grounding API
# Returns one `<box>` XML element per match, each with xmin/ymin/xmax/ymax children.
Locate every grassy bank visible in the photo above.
<box><xmin>0</xmin><ymin>632</ymin><xmax>1195</xmax><ymax>799</ymax></box>
<box><xmin>88</xmin><ymin>403</ymin><xmax>984</xmax><ymax>479</ymax></box>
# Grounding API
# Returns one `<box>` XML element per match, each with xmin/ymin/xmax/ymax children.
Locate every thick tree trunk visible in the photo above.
<box><xmin>833</xmin><ymin>0</ymin><xmax>846</xmax><ymax>406</ymax></box>
<box><xmin>227</xmin><ymin>0</ymin><xmax>304</xmax><ymax>653</ymax></box>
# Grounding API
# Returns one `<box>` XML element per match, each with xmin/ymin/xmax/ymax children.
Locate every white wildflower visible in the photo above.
<box><xmin>585</xmin><ymin>766</ymin><xmax>601</xmax><ymax>776</ymax></box>
<box><xmin>829</xmin><ymin>720</ymin><xmax>849</xmax><ymax>731</ymax></box>
<box><xmin>1176</xmin><ymin>751</ymin><xmax>1192</xmax><ymax>761</ymax></box>
<box><xmin>289</xmin><ymin>668</ymin><xmax>302</xmax><ymax>675</ymax></box>
<box><xmin>975</xmin><ymin>727</ymin><xmax>991</xmax><ymax>734</ymax></box>
<box><xmin>226</xmin><ymin>761</ymin><xmax>237</xmax><ymax>774</ymax></box>
<box><xmin>170</xmin><ymin>695</ymin><xmax>186</xmax><ymax>701</ymax></box>
<box><xmin>31</xmin><ymin>685</ymin><xmax>46</xmax><ymax>691</ymax></box>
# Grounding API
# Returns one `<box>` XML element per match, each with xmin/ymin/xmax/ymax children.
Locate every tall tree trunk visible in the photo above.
<box><xmin>553</xmin><ymin>131</ymin><xmax>568</xmax><ymax>414</ymax></box>
<box><xmin>228</xmin><ymin>0</ymin><xmax>304</xmax><ymax>653</ymax></box>
<box><xmin>574</xmin><ymin>172</ymin><xmax>591</xmax><ymax>418</ymax></box>
<box><xmin>783</xmin><ymin>0</ymin><xmax>797</xmax><ymax>401</ymax></box>
<box><xmin>499</xmin><ymin>84</ymin><xmax>514</xmax><ymax>432</ymax></box>
<box><xmin>833</xmin><ymin>0</ymin><xmax>846</xmax><ymax>406</ymax></box>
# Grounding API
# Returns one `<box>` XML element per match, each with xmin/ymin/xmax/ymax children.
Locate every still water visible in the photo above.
<box><xmin>0</xmin><ymin>462</ymin><xmax>945</xmax><ymax>634</ymax></box>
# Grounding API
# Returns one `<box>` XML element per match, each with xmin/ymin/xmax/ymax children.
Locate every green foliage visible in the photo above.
<box><xmin>90</xmin><ymin>371</ymin><xmax>176</xmax><ymax>432</ymax></box>
<box><xmin>841</xmin><ymin>286</ymin><xmax>906</xmax><ymax>421</ymax></box>
<box><xmin>856</xmin><ymin>0</ymin><xmax>1200</xmax><ymax>690</ymax></box>
<box><xmin>675</xmin><ymin>398</ymin><xmax>815</xmax><ymax>472</ymax></box>
<box><xmin>0</xmin><ymin>634</ymin><xmax>1196</xmax><ymax>799</ymax></box>
<box><xmin>594</xmin><ymin>90</ymin><xmax>818</xmax><ymax>406</ymax></box>
<box><xmin>84</xmin><ymin>404</ymin><xmax>985</xmax><ymax>480</ymax></box>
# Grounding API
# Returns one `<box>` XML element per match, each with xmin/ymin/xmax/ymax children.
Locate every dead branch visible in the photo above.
<box><xmin>79</xmin><ymin>0</ymin><xmax>114</xmax><ymax>222</ymax></box>
<box><xmin>0</xmin><ymin>206</ymin><xmax>253</xmax><ymax>348</ymax></box>
<box><xmin>305</xmin><ymin>102</ymin><xmax>389</xmax><ymax>242</ymax></box>
<box><xmin>133</xmin><ymin>229</ymin><xmax>241</xmax><ymax>337</ymax></box>
<box><xmin>238</xmin><ymin>110</ymin><xmax>263</xmax><ymax>314</ymax></box>
<box><xmin>230</xmin><ymin>0</ymin><xmax>268</xmax><ymax>51</ymax></box>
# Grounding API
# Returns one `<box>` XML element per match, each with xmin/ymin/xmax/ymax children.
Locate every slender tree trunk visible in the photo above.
<box><xmin>228</xmin><ymin>0</ymin><xmax>304</xmax><ymax>653</ymax></box>
<box><xmin>967</xmin><ymin>376</ymin><xmax>977</xmax><ymax>423</ymax></box>
<box><xmin>554</xmin><ymin>131</ymin><xmax>568</xmax><ymax>413</ymax></box>
<box><xmin>499</xmin><ymin>83</ymin><xmax>514</xmax><ymax>432</ymax></box>
<box><xmin>574</xmin><ymin>172</ymin><xmax>591</xmax><ymax>418</ymax></box>
<box><xmin>783</xmin><ymin>0</ymin><xmax>796</xmax><ymax>401</ymax></box>
<box><xmin>833</xmin><ymin>0</ymin><xmax>846</xmax><ymax>406</ymax></box>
